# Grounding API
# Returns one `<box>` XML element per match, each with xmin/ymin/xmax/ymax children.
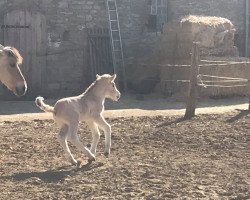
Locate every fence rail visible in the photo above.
<box><xmin>128</xmin><ymin>61</ymin><xmax>250</xmax><ymax>68</ymax></box>
<box><xmin>128</xmin><ymin>43</ymin><xmax>250</xmax><ymax>117</ymax></box>
<box><xmin>185</xmin><ymin>43</ymin><xmax>250</xmax><ymax>119</ymax></box>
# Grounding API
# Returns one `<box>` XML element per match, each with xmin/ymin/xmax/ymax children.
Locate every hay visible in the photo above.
<box><xmin>181</xmin><ymin>15</ymin><xmax>233</xmax><ymax>27</ymax></box>
<box><xmin>159</xmin><ymin>15</ymin><xmax>237</xmax><ymax>60</ymax></box>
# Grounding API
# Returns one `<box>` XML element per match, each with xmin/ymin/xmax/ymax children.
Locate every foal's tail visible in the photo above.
<box><xmin>35</xmin><ymin>96</ymin><xmax>54</xmax><ymax>113</ymax></box>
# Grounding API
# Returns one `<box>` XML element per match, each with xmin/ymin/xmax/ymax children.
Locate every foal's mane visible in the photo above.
<box><xmin>83</xmin><ymin>80</ymin><xmax>98</xmax><ymax>94</ymax></box>
<box><xmin>83</xmin><ymin>74</ymin><xmax>112</xmax><ymax>95</ymax></box>
<box><xmin>3</xmin><ymin>46</ymin><xmax>23</xmax><ymax>65</ymax></box>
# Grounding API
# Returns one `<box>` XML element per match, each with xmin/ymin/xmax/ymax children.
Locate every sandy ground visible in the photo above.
<box><xmin>0</xmin><ymin>96</ymin><xmax>249</xmax><ymax>199</ymax></box>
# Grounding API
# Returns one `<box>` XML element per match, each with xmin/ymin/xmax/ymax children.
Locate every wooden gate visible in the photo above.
<box><xmin>0</xmin><ymin>10</ymin><xmax>46</xmax><ymax>99</ymax></box>
<box><xmin>87</xmin><ymin>28</ymin><xmax>114</xmax><ymax>81</ymax></box>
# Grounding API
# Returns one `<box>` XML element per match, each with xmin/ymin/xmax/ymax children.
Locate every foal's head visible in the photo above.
<box><xmin>96</xmin><ymin>74</ymin><xmax>121</xmax><ymax>101</ymax></box>
<box><xmin>0</xmin><ymin>46</ymin><xmax>27</xmax><ymax>96</ymax></box>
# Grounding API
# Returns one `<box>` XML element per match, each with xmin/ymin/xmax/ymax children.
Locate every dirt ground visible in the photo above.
<box><xmin>0</xmin><ymin>96</ymin><xmax>249</xmax><ymax>199</ymax></box>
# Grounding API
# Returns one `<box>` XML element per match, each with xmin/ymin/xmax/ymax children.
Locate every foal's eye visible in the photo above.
<box><xmin>112</xmin><ymin>83</ymin><xmax>115</xmax><ymax>88</ymax></box>
<box><xmin>10</xmin><ymin>63</ymin><xmax>16</xmax><ymax>68</ymax></box>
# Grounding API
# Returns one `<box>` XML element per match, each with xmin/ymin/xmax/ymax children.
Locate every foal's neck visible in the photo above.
<box><xmin>82</xmin><ymin>82</ymin><xmax>106</xmax><ymax>103</ymax></box>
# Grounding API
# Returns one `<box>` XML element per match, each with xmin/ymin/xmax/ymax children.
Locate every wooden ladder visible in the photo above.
<box><xmin>106</xmin><ymin>0</ymin><xmax>127</xmax><ymax>91</ymax></box>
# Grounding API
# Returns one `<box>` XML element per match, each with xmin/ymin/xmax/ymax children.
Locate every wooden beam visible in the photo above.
<box><xmin>184</xmin><ymin>42</ymin><xmax>200</xmax><ymax>119</ymax></box>
<box><xmin>249</xmin><ymin>94</ymin><xmax>250</xmax><ymax>110</ymax></box>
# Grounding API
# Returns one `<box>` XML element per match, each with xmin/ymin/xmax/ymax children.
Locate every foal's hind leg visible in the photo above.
<box><xmin>95</xmin><ymin>115</ymin><xmax>111</xmax><ymax>157</ymax></box>
<box><xmin>57</xmin><ymin>124</ymin><xmax>77</xmax><ymax>165</ymax></box>
<box><xmin>68</xmin><ymin>120</ymin><xmax>96</xmax><ymax>162</ymax></box>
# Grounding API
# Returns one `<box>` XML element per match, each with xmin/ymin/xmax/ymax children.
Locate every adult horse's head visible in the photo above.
<box><xmin>0</xmin><ymin>45</ymin><xmax>27</xmax><ymax>96</ymax></box>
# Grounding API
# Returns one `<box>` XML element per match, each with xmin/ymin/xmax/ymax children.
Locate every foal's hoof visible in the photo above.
<box><xmin>88</xmin><ymin>157</ymin><xmax>96</xmax><ymax>164</ymax></box>
<box><xmin>104</xmin><ymin>152</ymin><xmax>110</xmax><ymax>158</ymax></box>
<box><xmin>76</xmin><ymin>159</ymin><xmax>84</xmax><ymax>168</ymax></box>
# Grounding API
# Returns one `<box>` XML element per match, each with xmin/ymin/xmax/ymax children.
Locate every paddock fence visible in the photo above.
<box><xmin>185</xmin><ymin>42</ymin><xmax>250</xmax><ymax>119</ymax></box>
<box><xmin>126</xmin><ymin>42</ymin><xmax>250</xmax><ymax>119</ymax></box>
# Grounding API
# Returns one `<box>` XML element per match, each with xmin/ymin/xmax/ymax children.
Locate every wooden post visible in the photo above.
<box><xmin>184</xmin><ymin>42</ymin><xmax>200</xmax><ymax>119</ymax></box>
<box><xmin>249</xmin><ymin>97</ymin><xmax>250</xmax><ymax>110</ymax></box>
<box><xmin>248</xmin><ymin>75</ymin><xmax>250</xmax><ymax>111</ymax></box>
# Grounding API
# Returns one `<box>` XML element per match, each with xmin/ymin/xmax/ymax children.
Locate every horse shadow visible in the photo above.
<box><xmin>0</xmin><ymin>162</ymin><xmax>104</xmax><ymax>183</ymax></box>
<box><xmin>156</xmin><ymin>117</ymin><xmax>187</xmax><ymax>128</ymax></box>
<box><xmin>226</xmin><ymin>109</ymin><xmax>250</xmax><ymax>123</ymax></box>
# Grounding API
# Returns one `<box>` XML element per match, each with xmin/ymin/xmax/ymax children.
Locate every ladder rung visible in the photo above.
<box><xmin>110</xmin><ymin>20</ymin><xmax>118</xmax><ymax>22</ymax></box>
<box><xmin>111</xmin><ymin>29</ymin><xmax>119</xmax><ymax>31</ymax></box>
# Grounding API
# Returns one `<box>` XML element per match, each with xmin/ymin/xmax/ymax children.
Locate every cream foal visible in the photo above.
<box><xmin>35</xmin><ymin>74</ymin><xmax>120</xmax><ymax>165</ymax></box>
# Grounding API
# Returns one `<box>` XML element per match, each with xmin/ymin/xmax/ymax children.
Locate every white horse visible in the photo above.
<box><xmin>0</xmin><ymin>44</ymin><xmax>27</xmax><ymax>96</ymax></box>
<box><xmin>35</xmin><ymin>74</ymin><xmax>121</xmax><ymax>166</ymax></box>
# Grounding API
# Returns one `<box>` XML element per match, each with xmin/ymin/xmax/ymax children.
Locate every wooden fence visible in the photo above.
<box><xmin>184</xmin><ymin>42</ymin><xmax>250</xmax><ymax>119</ymax></box>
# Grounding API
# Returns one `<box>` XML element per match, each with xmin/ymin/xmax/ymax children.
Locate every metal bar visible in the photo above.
<box><xmin>198</xmin><ymin>79</ymin><xmax>249</xmax><ymax>83</ymax></box>
<box><xmin>245</xmin><ymin>0</ymin><xmax>249</xmax><ymax>57</ymax></box>
<box><xmin>198</xmin><ymin>84</ymin><xmax>248</xmax><ymax>88</ymax></box>
<box><xmin>199</xmin><ymin>74</ymin><xmax>249</xmax><ymax>81</ymax></box>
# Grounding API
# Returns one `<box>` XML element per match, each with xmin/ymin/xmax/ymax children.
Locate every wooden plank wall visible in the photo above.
<box><xmin>2</xmin><ymin>10</ymin><xmax>46</xmax><ymax>98</ymax></box>
<box><xmin>87</xmin><ymin>28</ymin><xmax>113</xmax><ymax>80</ymax></box>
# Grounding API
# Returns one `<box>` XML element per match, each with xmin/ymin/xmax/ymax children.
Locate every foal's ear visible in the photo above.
<box><xmin>111</xmin><ymin>74</ymin><xmax>116</xmax><ymax>81</ymax></box>
<box><xmin>96</xmin><ymin>74</ymin><xmax>100</xmax><ymax>79</ymax></box>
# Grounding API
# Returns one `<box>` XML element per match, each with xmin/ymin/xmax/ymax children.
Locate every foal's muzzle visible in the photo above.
<box><xmin>15</xmin><ymin>84</ymin><xmax>27</xmax><ymax>96</ymax></box>
<box><xmin>116</xmin><ymin>92</ymin><xmax>121</xmax><ymax>101</ymax></box>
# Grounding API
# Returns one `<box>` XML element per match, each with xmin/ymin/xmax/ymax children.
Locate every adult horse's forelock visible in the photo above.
<box><xmin>0</xmin><ymin>45</ymin><xmax>27</xmax><ymax>96</ymax></box>
<box><xmin>3</xmin><ymin>46</ymin><xmax>23</xmax><ymax>65</ymax></box>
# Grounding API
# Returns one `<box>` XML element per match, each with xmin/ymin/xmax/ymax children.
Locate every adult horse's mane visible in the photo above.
<box><xmin>3</xmin><ymin>46</ymin><xmax>23</xmax><ymax>65</ymax></box>
<box><xmin>0</xmin><ymin>44</ymin><xmax>23</xmax><ymax>65</ymax></box>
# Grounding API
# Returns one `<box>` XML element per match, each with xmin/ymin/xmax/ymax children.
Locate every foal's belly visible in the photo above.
<box><xmin>79</xmin><ymin>106</ymin><xmax>104</xmax><ymax>122</ymax></box>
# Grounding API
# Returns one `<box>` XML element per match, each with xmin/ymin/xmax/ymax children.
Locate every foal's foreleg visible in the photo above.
<box><xmin>95</xmin><ymin>115</ymin><xmax>111</xmax><ymax>157</ymax></box>
<box><xmin>87</xmin><ymin>121</ymin><xmax>100</xmax><ymax>155</ymax></box>
<box><xmin>57</xmin><ymin>124</ymin><xmax>77</xmax><ymax>165</ymax></box>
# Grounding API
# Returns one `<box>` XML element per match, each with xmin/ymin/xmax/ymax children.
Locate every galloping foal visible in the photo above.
<box><xmin>35</xmin><ymin>74</ymin><xmax>121</xmax><ymax>165</ymax></box>
<box><xmin>0</xmin><ymin>44</ymin><xmax>27</xmax><ymax>96</ymax></box>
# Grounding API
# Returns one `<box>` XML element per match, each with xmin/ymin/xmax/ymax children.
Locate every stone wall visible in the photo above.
<box><xmin>117</xmin><ymin>0</ymin><xmax>162</xmax><ymax>63</ymax></box>
<box><xmin>117</xmin><ymin>0</ymin><xmax>246</xmax><ymax>61</ymax></box>
<box><xmin>167</xmin><ymin>0</ymin><xmax>246</xmax><ymax>56</ymax></box>
<box><xmin>0</xmin><ymin>0</ymin><xmax>108</xmax><ymax>97</ymax></box>
<box><xmin>0</xmin><ymin>0</ymin><xmax>247</xmax><ymax>97</ymax></box>
<box><xmin>42</xmin><ymin>0</ymin><xmax>108</xmax><ymax>96</ymax></box>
